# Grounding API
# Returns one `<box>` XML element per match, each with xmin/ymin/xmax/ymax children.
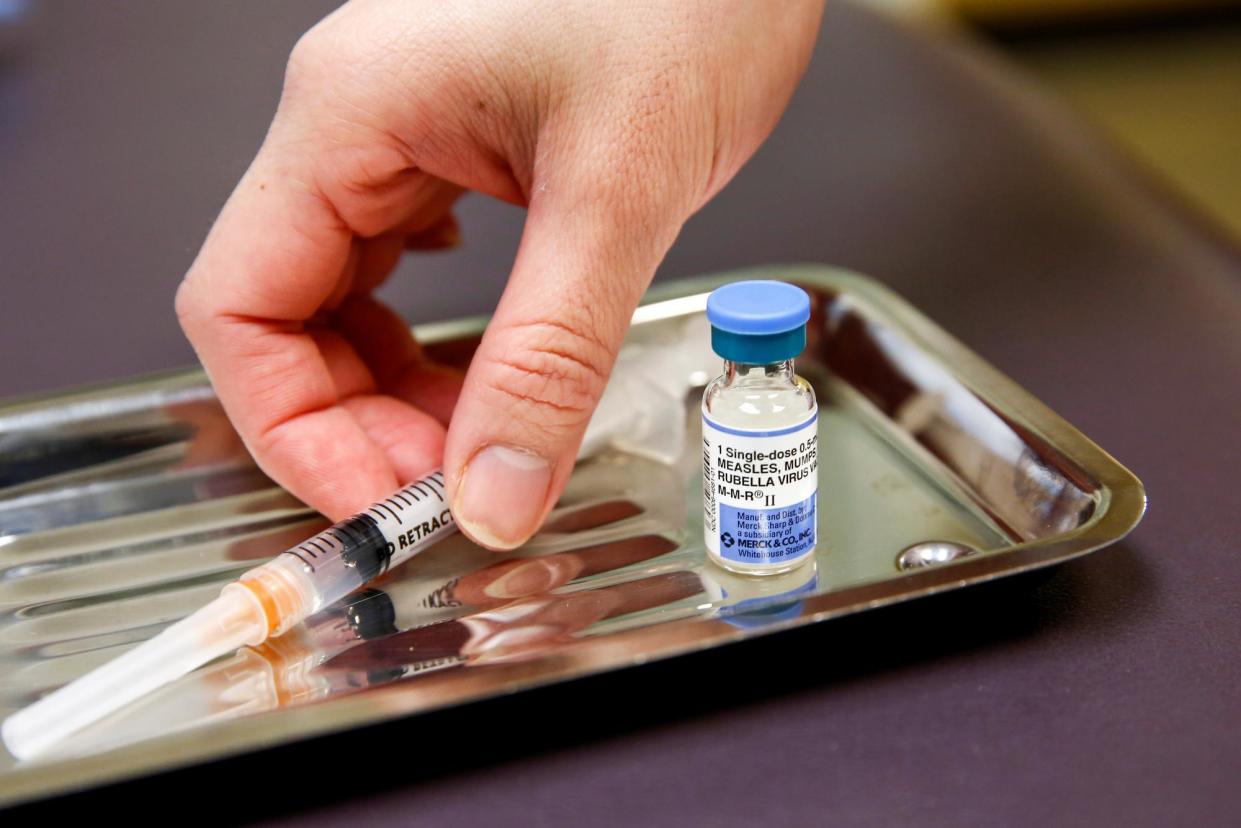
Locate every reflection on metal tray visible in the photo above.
<box><xmin>0</xmin><ymin>266</ymin><xmax>1145</xmax><ymax>806</ymax></box>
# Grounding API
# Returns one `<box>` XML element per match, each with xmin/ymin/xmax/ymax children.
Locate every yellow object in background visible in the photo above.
<box><xmin>864</xmin><ymin>0</ymin><xmax>1241</xmax><ymax>240</ymax></box>
<box><xmin>949</xmin><ymin>0</ymin><xmax>1239</xmax><ymax>27</ymax></box>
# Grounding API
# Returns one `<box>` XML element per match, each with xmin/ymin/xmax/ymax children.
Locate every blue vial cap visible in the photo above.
<box><xmin>706</xmin><ymin>280</ymin><xmax>810</xmax><ymax>364</ymax></box>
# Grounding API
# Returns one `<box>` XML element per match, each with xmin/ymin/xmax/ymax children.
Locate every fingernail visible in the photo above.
<box><xmin>455</xmin><ymin>445</ymin><xmax>552</xmax><ymax>549</ymax></box>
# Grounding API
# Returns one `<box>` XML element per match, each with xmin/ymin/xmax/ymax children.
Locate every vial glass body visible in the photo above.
<box><xmin>701</xmin><ymin>359</ymin><xmax>819</xmax><ymax>575</ymax></box>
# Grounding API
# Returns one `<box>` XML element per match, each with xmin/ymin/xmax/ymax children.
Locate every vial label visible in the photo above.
<box><xmin>702</xmin><ymin>410</ymin><xmax>818</xmax><ymax>566</ymax></box>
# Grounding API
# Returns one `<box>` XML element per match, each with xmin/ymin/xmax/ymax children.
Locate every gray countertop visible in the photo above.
<box><xmin>2</xmin><ymin>1</ymin><xmax>1238</xmax><ymax>824</ymax></box>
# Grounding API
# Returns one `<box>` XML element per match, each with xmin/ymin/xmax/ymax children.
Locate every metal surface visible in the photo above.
<box><xmin>0</xmin><ymin>266</ymin><xmax>1145</xmax><ymax>807</ymax></box>
<box><xmin>896</xmin><ymin>541</ymin><xmax>980</xmax><ymax>571</ymax></box>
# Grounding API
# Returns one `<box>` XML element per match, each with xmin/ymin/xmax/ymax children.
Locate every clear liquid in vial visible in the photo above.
<box><xmin>702</xmin><ymin>359</ymin><xmax>818</xmax><ymax>575</ymax></box>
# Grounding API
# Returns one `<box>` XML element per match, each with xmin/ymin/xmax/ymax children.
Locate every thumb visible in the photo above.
<box><xmin>445</xmin><ymin>186</ymin><xmax>685</xmax><ymax>550</ymax></box>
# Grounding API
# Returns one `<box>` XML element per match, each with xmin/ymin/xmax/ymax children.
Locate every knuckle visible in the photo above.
<box><xmin>284</xmin><ymin>12</ymin><xmax>455</xmax><ymax>116</ymax></box>
<box><xmin>479</xmin><ymin>320</ymin><xmax>614</xmax><ymax>432</ymax></box>
<box><xmin>283</xmin><ymin>15</ymin><xmax>391</xmax><ymax>108</ymax></box>
<box><xmin>284</xmin><ymin>24</ymin><xmax>337</xmax><ymax>101</ymax></box>
<box><xmin>174</xmin><ymin>275</ymin><xmax>203</xmax><ymax>333</ymax></box>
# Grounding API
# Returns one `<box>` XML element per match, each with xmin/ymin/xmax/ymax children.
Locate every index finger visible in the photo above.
<box><xmin>176</xmin><ymin>128</ymin><xmax>444</xmax><ymax>519</ymax></box>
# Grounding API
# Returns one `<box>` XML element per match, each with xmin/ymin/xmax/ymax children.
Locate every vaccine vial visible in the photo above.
<box><xmin>701</xmin><ymin>280</ymin><xmax>818</xmax><ymax>575</ymax></box>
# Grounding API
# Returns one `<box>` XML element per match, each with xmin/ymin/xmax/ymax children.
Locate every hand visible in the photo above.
<box><xmin>176</xmin><ymin>0</ymin><xmax>823</xmax><ymax>549</ymax></box>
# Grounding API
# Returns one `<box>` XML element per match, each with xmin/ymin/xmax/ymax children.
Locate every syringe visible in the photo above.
<box><xmin>2</xmin><ymin>469</ymin><xmax>458</xmax><ymax>760</ymax></box>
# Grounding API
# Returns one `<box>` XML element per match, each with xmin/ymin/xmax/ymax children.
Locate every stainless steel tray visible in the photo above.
<box><xmin>0</xmin><ymin>266</ymin><xmax>1145</xmax><ymax>806</ymax></box>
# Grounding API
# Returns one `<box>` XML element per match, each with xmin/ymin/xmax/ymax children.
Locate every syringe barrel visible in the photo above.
<box><xmin>2</xmin><ymin>471</ymin><xmax>458</xmax><ymax>759</ymax></box>
<box><xmin>248</xmin><ymin>470</ymin><xmax>458</xmax><ymax>636</ymax></box>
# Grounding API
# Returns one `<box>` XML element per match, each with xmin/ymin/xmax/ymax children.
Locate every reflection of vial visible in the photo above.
<box><xmin>700</xmin><ymin>559</ymin><xmax>819</xmax><ymax>628</ymax></box>
<box><xmin>702</xmin><ymin>281</ymin><xmax>818</xmax><ymax>575</ymax></box>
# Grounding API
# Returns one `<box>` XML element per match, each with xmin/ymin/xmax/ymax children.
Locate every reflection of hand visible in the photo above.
<box><xmin>225</xmin><ymin>518</ymin><xmax>332</xmax><ymax>561</ymax></box>
<box><xmin>328</xmin><ymin>569</ymin><xmax>704</xmax><ymax>670</ymax></box>
<box><xmin>454</xmin><ymin>555</ymin><xmax>586</xmax><ymax>604</ymax></box>
<box><xmin>161</xmin><ymin>399</ymin><xmax>249</xmax><ymax>469</ymax></box>
<box><xmin>461</xmin><ymin>569</ymin><xmax>704</xmax><ymax>662</ymax></box>
<box><xmin>175</xmin><ymin>0</ymin><xmax>824</xmax><ymax>549</ymax></box>
<box><xmin>453</xmin><ymin>534</ymin><xmax>677</xmax><ymax>604</ymax></box>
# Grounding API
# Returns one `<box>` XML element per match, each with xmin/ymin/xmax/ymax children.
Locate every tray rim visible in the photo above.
<box><xmin>0</xmin><ymin>265</ymin><xmax>1146</xmax><ymax>807</ymax></box>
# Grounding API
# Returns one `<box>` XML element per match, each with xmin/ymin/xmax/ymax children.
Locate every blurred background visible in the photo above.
<box><xmin>875</xmin><ymin>0</ymin><xmax>1241</xmax><ymax>238</ymax></box>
